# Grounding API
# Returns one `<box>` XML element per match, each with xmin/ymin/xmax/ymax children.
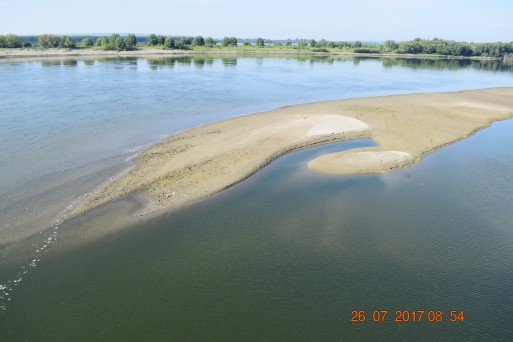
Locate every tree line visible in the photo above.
<box><xmin>144</xmin><ymin>34</ymin><xmax>238</xmax><ymax>48</ymax></box>
<box><xmin>1</xmin><ymin>33</ymin><xmax>512</xmax><ymax>58</ymax></box>
<box><xmin>384</xmin><ymin>38</ymin><xmax>513</xmax><ymax>58</ymax></box>
<box><xmin>0</xmin><ymin>33</ymin><xmax>139</xmax><ymax>51</ymax></box>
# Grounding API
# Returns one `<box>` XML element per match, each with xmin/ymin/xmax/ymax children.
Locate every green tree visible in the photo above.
<box><xmin>309</xmin><ymin>39</ymin><xmax>316</xmax><ymax>47</ymax></box>
<box><xmin>4</xmin><ymin>34</ymin><xmax>21</xmax><ymax>48</ymax></box>
<box><xmin>81</xmin><ymin>37</ymin><xmax>94</xmax><ymax>47</ymax></box>
<box><xmin>286</xmin><ymin>39</ymin><xmax>292</xmax><ymax>46</ymax></box>
<box><xmin>164</xmin><ymin>36</ymin><xmax>175</xmax><ymax>49</ymax></box>
<box><xmin>297</xmin><ymin>39</ymin><xmax>307</xmax><ymax>49</ymax></box>
<box><xmin>205</xmin><ymin>37</ymin><xmax>216</xmax><ymax>47</ymax></box>
<box><xmin>109</xmin><ymin>34</ymin><xmax>125</xmax><ymax>51</ymax></box>
<box><xmin>61</xmin><ymin>35</ymin><xmax>76</xmax><ymax>48</ymax></box>
<box><xmin>221</xmin><ymin>37</ymin><xmax>238</xmax><ymax>47</ymax></box>
<box><xmin>255</xmin><ymin>37</ymin><xmax>264</xmax><ymax>47</ymax></box>
<box><xmin>354</xmin><ymin>40</ymin><xmax>362</xmax><ymax>48</ymax></box>
<box><xmin>192</xmin><ymin>36</ymin><xmax>205</xmax><ymax>46</ymax></box>
<box><xmin>38</xmin><ymin>34</ymin><xmax>59</xmax><ymax>48</ymax></box>
<box><xmin>337</xmin><ymin>41</ymin><xmax>352</xmax><ymax>49</ymax></box>
<box><xmin>157</xmin><ymin>35</ymin><xmax>165</xmax><ymax>45</ymax></box>
<box><xmin>243</xmin><ymin>41</ymin><xmax>250</xmax><ymax>46</ymax></box>
<box><xmin>22</xmin><ymin>41</ymin><xmax>32</xmax><ymax>48</ymax></box>
<box><xmin>146</xmin><ymin>34</ymin><xmax>158</xmax><ymax>46</ymax></box>
<box><xmin>317</xmin><ymin>39</ymin><xmax>328</xmax><ymax>48</ymax></box>
<box><xmin>95</xmin><ymin>36</ymin><xmax>108</xmax><ymax>49</ymax></box>
<box><xmin>383</xmin><ymin>40</ymin><xmax>398</xmax><ymax>52</ymax></box>
<box><xmin>176</xmin><ymin>37</ymin><xmax>192</xmax><ymax>49</ymax></box>
<box><xmin>125</xmin><ymin>34</ymin><xmax>137</xmax><ymax>49</ymax></box>
<box><xmin>0</xmin><ymin>34</ymin><xmax>21</xmax><ymax>48</ymax></box>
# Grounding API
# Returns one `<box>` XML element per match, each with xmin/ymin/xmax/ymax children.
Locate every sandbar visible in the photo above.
<box><xmin>72</xmin><ymin>88</ymin><xmax>513</xmax><ymax>217</ymax></box>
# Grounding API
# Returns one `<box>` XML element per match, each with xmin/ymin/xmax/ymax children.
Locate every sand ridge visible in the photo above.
<box><xmin>71</xmin><ymin>88</ymin><xmax>513</xmax><ymax>217</ymax></box>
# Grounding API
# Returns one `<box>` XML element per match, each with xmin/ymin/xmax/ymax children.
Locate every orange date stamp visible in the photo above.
<box><xmin>351</xmin><ymin>310</ymin><xmax>464</xmax><ymax>323</ymax></box>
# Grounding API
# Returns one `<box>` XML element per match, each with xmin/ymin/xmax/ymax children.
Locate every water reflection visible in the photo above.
<box><xmin>175</xmin><ymin>56</ymin><xmax>192</xmax><ymax>65</ymax></box>
<box><xmin>146</xmin><ymin>57</ymin><xmax>176</xmax><ymax>69</ymax></box>
<box><xmin>62</xmin><ymin>59</ymin><xmax>78</xmax><ymax>67</ymax></box>
<box><xmin>221</xmin><ymin>57</ymin><xmax>237</xmax><ymax>67</ymax></box>
<box><xmin>40</xmin><ymin>59</ymin><xmax>62</xmax><ymax>67</ymax></box>
<box><xmin>193</xmin><ymin>58</ymin><xmax>205</xmax><ymax>68</ymax></box>
<box><xmin>31</xmin><ymin>55</ymin><xmax>513</xmax><ymax>73</ymax></box>
<box><xmin>379</xmin><ymin>57</ymin><xmax>513</xmax><ymax>72</ymax></box>
<box><xmin>192</xmin><ymin>57</ymin><xmax>214</xmax><ymax>68</ymax></box>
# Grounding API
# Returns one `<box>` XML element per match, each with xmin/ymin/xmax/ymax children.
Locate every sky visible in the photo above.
<box><xmin>1</xmin><ymin>0</ymin><xmax>512</xmax><ymax>42</ymax></box>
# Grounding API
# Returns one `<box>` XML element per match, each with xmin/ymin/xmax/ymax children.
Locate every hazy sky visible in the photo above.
<box><xmin>1</xmin><ymin>0</ymin><xmax>512</xmax><ymax>41</ymax></box>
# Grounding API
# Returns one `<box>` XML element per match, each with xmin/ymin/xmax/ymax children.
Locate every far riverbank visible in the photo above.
<box><xmin>0</xmin><ymin>47</ymin><xmax>504</xmax><ymax>61</ymax></box>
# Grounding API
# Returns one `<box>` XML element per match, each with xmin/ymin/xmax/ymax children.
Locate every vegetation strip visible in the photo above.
<box><xmin>1</xmin><ymin>34</ymin><xmax>512</xmax><ymax>59</ymax></box>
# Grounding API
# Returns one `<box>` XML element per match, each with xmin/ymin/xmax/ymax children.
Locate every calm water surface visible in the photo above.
<box><xmin>0</xmin><ymin>56</ymin><xmax>512</xmax><ymax>340</ymax></box>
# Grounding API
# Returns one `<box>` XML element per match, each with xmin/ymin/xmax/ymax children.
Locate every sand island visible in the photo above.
<box><xmin>72</xmin><ymin>87</ymin><xmax>513</xmax><ymax>217</ymax></box>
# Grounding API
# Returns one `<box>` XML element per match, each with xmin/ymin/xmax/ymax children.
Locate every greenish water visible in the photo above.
<box><xmin>1</xmin><ymin>56</ymin><xmax>513</xmax><ymax>340</ymax></box>
<box><xmin>2</xmin><ymin>120</ymin><xmax>513</xmax><ymax>340</ymax></box>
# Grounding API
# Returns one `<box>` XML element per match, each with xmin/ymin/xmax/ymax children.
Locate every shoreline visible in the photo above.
<box><xmin>71</xmin><ymin>87</ymin><xmax>513</xmax><ymax>220</ymax></box>
<box><xmin>0</xmin><ymin>47</ymin><xmax>503</xmax><ymax>61</ymax></box>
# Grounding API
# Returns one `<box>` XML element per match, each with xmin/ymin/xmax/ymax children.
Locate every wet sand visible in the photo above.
<box><xmin>72</xmin><ymin>88</ymin><xmax>513</xmax><ymax>218</ymax></box>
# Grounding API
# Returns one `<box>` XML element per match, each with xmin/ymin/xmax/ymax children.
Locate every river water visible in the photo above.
<box><xmin>0</xmin><ymin>56</ymin><xmax>512</xmax><ymax>340</ymax></box>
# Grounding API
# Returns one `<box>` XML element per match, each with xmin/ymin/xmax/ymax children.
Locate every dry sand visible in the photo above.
<box><xmin>72</xmin><ymin>88</ymin><xmax>513</xmax><ymax>217</ymax></box>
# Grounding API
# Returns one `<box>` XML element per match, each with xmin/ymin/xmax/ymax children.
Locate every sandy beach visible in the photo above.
<box><xmin>71</xmin><ymin>87</ymin><xmax>513</xmax><ymax>218</ymax></box>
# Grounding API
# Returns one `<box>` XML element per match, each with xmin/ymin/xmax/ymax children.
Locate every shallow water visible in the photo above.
<box><xmin>1</xmin><ymin>120</ymin><xmax>513</xmax><ymax>341</ymax></box>
<box><xmin>1</xmin><ymin>56</ymin><xmax>513</xmax><ymax>340</ymax></box>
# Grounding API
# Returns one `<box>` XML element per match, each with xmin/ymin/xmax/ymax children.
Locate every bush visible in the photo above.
<box><xmin>221</xmin><ymin>37</ymin><xmax>237</xmax><ymax>47</ymax></box>
<box><xmin>109</xmin><ymin>34</ymin><xmax>125</xmax><ymax>51</ymax></box>
<box><xmin>38</xmin><ymin>34</ymin><xmax>59</xmax><ymax>48</ymax></box>
<box><xmin>125</xmin><ymin>34</ymin><xmax>137</xmax><ymax>49</ymax></box>
<box><xmin>4</xmin><ymin>34</ymin><xmax>22</xmax><ymax>48</ymax></box>
<box><xmin>383</xmin><ymin>39</ymin><xmax>398</xmax><ymax>52</ymax></box>
<box><xmin>337</xmin><ymin>41</ymin><xmax>353</xmax><ymax>49</ymax></box>
<box><xmin>95</xmin><ymin>36</ymin><xmax>108</xmax><ymax>48</ymax></box>
<box><xmin>81</xmin><ymin>37</ymin><xmax>93</xmax><ymax>47</ymax></box>
<box><xmin>61</xmin><ymin>35</ymin><xmax>76</xmax><ymax>48</ymax></box>
<box><xmin>255</xmin><ymin>37</ymin><xmax>264</xmax><ymax>47</ymax></box>
<box><xmin>353</xmin><ymin>48</ymin><xmax>381</xmax><ymax>53</ymax></box>
<box><xmin>176</xmin><ymin>37</ymin><xmax>192</xmax><ymax>49</ymax></box>
<box><xmin>164</xmin><ymin>37</ymin><xmax>175</xmax><ymax>49</ymax></box>
<box><xmin>205</xmin><ymin>37</ymin><xmax>216</xmax><ymax>47</ymax></box>
<box><xmin>192</xmin><ymin>36</ymin><xmax>205</xmax><ymax>46</ymax></box>
<box><xmin>22</xmin><ymin>41</ymin><xmax>32</xmax><ymax>48</ymax></box>
<box><xmin>146</xmin><ymin>34</ymin><xmax>159</xmax><ymax>46</ymax></box>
